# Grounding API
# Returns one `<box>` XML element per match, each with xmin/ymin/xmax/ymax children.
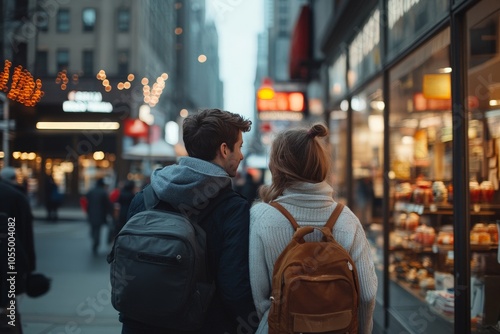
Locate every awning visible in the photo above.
<box><xmin>289</xmin><ymin>5</ymin><xmax>311</xmax><ymax>80</ymax></box>
<box><xmin>122</xmin><ymin>140</ymin><xmax>177</xmax><ymax>161</ymax></box>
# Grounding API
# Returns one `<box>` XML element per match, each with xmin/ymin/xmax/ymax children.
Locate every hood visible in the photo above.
<box><xmin>150</xmin><ymin>157</ymin><xmax>232</xmax><ymax>218</ymax></box>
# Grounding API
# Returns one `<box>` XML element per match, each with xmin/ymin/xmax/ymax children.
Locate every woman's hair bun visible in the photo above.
<box><xmin>307</xmin><ymin>123</ymin><xmax>328</xmax><ymax>139</ymax></box>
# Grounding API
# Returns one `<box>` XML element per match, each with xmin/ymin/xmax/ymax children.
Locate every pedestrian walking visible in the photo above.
<box><xmin>44</xmin><ymin>174</ymin><xmax>62</xmax><ymax>221</ymax></box>
<box><xmin>0</xmin><ymin>179</ymin><xmax>37</xmax><ymax>333</ymax></box>
<box><xmin>249</xmin><ymin>124</ymin><xmax>378</xmax><ymax>333</ymax></box>
<box><xmin>85</xmin><ymin>178</ymin><xmax>113</xmax><ymax>255</ymax></box>
<box><xmin>114</xmin><ymin>180</ymin><xmax>136</xmax><ymax>235</ymax></box>
<box><xmin>118</xmin><ymin>108</ymin><xmax>257</xmax><ymax>334</ymax></box>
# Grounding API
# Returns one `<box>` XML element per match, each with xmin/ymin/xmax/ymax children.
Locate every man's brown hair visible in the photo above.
<box><xmin>183</xmin><ymin>109</ymin><xmax>252</xmax><ymax>161</ymax></box>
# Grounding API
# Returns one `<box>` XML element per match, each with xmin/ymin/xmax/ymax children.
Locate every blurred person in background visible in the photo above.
<box><xmin>85</xmin><ymin>178</ymin><xmax>113</xmax><ymax>255</ymax></box>
<box><xmin>44</xmin><ymin>174</ymin><xmax>62</xmax><ymax>222</ymax></box>
<box><xmin>114</xmin><ymin>180</ymin><xmax>136</xmax><ymax>235</ymax></box>
<box><xmin>0</xmin><ymin>174</ymin><xmax>37</xmax><ymax>333</ymax></box>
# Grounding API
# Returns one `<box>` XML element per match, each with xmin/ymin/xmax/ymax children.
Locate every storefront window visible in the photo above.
<box><xmin>466</xmin><ymin>1</ymin><xmax>500</xmax><ymax>331</ymax></box>
<box><xmin>386</xmin><ymin>0</ymin><xmax>448</xmax><ymax>62</ymax></box>
<box><xmin>329</xmin><ymin>53</ymin><xmax>347</xmax><ymax>102</ymax></box>
<box><xmin>351</xmin><ymin>79</ymin><xmax>384</xmax><ymax>228</ymax></box>
<box><xmin>329</xmin><ymin>106</ymin><xmax>348</xmax><ymax>204</ymax></box>
<box><xmin>348</xmin><ymin>9</ymin><xmax>381</xmax><ymax>90</ymax></box>
<box><xmin>350</xmin><ymin>78</ymin><xmax>385</xmax><ymax>312</ymax></box>
<box><xmin>389</xmin><ymin>28</ymin><xmax>454</xmax><ymax>332</ymax></box>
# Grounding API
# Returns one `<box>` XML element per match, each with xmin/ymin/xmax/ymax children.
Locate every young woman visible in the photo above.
<box><xmin>249</xmin><ymin>123</ymin><xmax>378</xmax><ymax>334</ymax></box>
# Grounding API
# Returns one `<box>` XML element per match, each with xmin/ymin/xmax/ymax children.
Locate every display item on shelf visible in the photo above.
<box><xmin>488</xmin><ymin>223</ymin><xmax>499</xmax><ymax>244</ymax></box>
<box><xmin>406</xmin><ymin>212</ymin><xmax>420</xmax><ymax>231</ymax></box>
<box><xmin>470</xmin><ymin>181</ymin><xmax>481</xmax><ymax>204</ymax></box>
<box><xmin>395</xmin><ymin>182</ymin><xmax>413</xmax><ymax>202</ymax></box>
<box><xmin>414</xmin><ymin>224</ymin><xmax>435</xmax><ymax>246</ymax></box>
<box><xmin>432</xmin><ymin>181</ymin><xmax>448</xmax><ymax>203</ymax></box>
<box><xmin>437</xmin><ymin>225</ymin><xmax>454</xmax><ymax>245</ymax></box>
<box><xmin>480</xmin><ymin>181</ymin><xmax>494</xmax><ymax>203</ymax></box>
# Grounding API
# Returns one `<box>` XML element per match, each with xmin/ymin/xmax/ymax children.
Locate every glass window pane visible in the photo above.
<box><xmin>82</xmin><ymin>50</ymin><xmax>93</xmax><ymax>77</ymax></box>
<box><xmin>35</xmin><ymin>51</ymin><xmax>48</xmax><ymax>76</ymax></box>
<box><xmin>82</xmin><ymin>8</ymin><xmax>96</xmax><ymax>32</ymax></box>
<box><xmin>329</xmin><ymin>53</ymin><xmax>347</xmax><ymax>103</ymax></box>
<box><xmin>348</xmin><ymin>9</ymin><xmax>381</xmax><ymax>90</ymax></box>
<box><xmin>118</xmin><ymin>9</ymin><xmax>130</xmax><ymax>32</ymax></box>
<box><xmin>117</xmin><ymin>50</ymin><xmax>129</xmax><ymax>76</ymax></box>
<box><xmin>329</xmin><ymin>107</ymin><xmax>348</xmax><ymax>203</ymax></box>
<box><xmin>57</xmin><ymin>49</ymin><xmax>69</xmax><ymax>72</ymax></box>
<box><xmin>386</xmin><ymin>0</ymin><xmax>448</xmax><ymax>62</ymax></box>
<box><xmin>466</xmin><ymin>1</ymin><xmax>500</xmax><ymax>332</ymax></box>
<box><xmin>57</xmin><ymin>9</ymin><xmax>70</xmax><ymax>32</ymax></box>
<box><xmin>350</xmin><ymin>78</ymin><xmax>385</xmax><ymax>310</ymax></box>
<box><xmin>389</xmin><ymin>28</ymin><xmax>454</xmax><ymax>332</ymax></box>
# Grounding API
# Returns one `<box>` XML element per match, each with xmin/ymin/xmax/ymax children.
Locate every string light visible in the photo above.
<box><xmin>1</xmin><ymin>60</ymin><xmax>43</xmax><ymax>106</ymax></box>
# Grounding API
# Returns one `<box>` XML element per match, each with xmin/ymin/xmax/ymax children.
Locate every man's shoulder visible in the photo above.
<box><xmin>214</xmin><ymin>188</ymin><xmax>247</xmax><ymax>208</ymax></box>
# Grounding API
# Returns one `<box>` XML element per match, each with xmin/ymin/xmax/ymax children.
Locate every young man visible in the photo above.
<box><xmin>120</xmin><ymin>109</ymin><xmax>257</xmax><ymax>334</ymax></box>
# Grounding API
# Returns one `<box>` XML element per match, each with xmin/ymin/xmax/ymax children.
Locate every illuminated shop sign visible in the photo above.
<box><xmin>257</xmin><ymin>91</ymin><xmax>305</xmax><ymax>112</ymax></box>
<box><xmin>63</xmin><ymin>91</ymin><xmax>113</xmax><ymax>113</ymax></box>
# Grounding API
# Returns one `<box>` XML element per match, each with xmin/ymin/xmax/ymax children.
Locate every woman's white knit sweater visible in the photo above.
<box><xmin>249</xmin><ymin>181</ymin><xmax>378</xmax><ymax>334</ymax></box>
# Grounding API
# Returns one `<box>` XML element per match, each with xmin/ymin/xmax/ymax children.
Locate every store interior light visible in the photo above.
<box><xmin>489</xmin><ymin>100</ymin><xmax>500</xmax><ymax>106</ymax></box>
<box><xmin>370</xmin><ymin>101</ymin><xmax>385</xmax><ymax>111</ymax></box>
<box><xmin>36</xmin><ymin>122</ymin><xmax>120</xmax><ymax>130</ymax></box>
<box><xmin>340</xmin><ymin>100</ymin><xmax>349</xmax><ymax>111</ymax></box>
<box><xmin>368</xmin><ymin>115</ymin><xmax>384</xmax><ymax>132</ymax></box>
<box><xmin>438</xmin><ymin>67</ymin><xmax>452</xmax><ymax>73</ymax></box>
<box><xmin>165</xmin><ymin>121</ymin><xmax>179</xmax><ymax>145</ymax></box>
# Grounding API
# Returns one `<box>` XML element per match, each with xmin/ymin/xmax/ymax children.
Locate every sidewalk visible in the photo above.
<box><xmin>19</xmin><ymin>205</ymin><xmax>122</xmax><ymax>334</ymax></box>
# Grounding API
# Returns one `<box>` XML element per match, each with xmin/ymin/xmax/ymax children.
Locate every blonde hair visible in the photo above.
<box><xmin>259</xmin><ymin>123</ymin><xmax>331</xmax><ymax>202</ymax></box>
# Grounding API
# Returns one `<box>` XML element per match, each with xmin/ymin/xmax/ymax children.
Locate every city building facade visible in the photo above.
<box><xmin>1</xmin><ymin>0</ymin><xmax>223</xmax><ymax>204</ymax></box>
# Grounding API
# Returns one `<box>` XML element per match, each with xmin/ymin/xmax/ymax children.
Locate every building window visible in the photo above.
<box><xmin>57</xmin><ymin>9</ymin><xmax>70</xmax><ymax>32</ymax></box>
<box><xmin>82</xmin><ymin>8</ymin><xmax>96</xmax><ymax>32</ymax></box>
<box><xmin>35</xmin><ymin>6</ymin><xmax>49</xmax><ymax>32</ymax></box>
<box><xmin>117</xmin><ymin>8</ymin><xmax>130</xmax><ymax>32</ymax></box>
<box><xmin>82</xmin><ymin>50</ymin><xmax>93</xmax><ymax>77</ymax></box>
<box><xmin>117</xmin><ymin>50</ymin><xmax>129</xmax><ymax>76</ymax></box>
<box><xmin>35</xmin><ymin>51</ymin><xmax>48</xmax><ymax>76</ymax></box>
<box><xmin>57</xmin><ymin>49</ymin><xmax>69</xmax><ymax>71</ymax></box>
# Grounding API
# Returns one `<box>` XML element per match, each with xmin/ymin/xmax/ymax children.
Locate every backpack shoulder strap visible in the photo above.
<box><xmin>270</xmin><ymin>202</ymin><xmax>300</xmax><ymax>230</ymax></box>
<box><xmin>324</xmin><ymin>203</ymin><xmax>344</xmax><ymax>231</ymax></box>
<box><xmin>143</xmin><ymin>185</ymin><xmax>159</xmax><ymax>210</ymax></box>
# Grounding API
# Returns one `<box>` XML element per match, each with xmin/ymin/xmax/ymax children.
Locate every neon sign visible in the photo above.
<box><xmin>63</xmin><ymin>91</ymin><xmax>113</xmax><ymax>112</ymax></box>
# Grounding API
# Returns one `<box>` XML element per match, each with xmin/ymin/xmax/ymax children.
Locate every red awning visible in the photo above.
<box><xmin>289</xmin><ymin>5</ymin><xmax>311</xmax><ymax>80</ymax></box>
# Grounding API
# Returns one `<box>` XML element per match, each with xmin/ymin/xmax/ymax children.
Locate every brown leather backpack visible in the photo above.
<box><xmin>268</xmin><ymin>202</ymin><xmax>360</xmax><ymax>334</ymax></box>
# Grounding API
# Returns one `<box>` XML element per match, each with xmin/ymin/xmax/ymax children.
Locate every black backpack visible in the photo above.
<box><xmin>107</xmin><ymin>185</ymin><xmax>235</xmax><ymax>330</ymax></box>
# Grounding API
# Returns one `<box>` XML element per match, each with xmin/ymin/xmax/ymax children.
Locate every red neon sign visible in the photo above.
<box><xmin>257</xmin><ymin>91</ymin><xmax>305</xmax><ymax>112</ymax></box>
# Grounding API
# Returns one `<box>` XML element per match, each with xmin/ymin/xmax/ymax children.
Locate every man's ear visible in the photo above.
<box><xmin>218</xmin><ymin>142</ymin><xmax>229</xmax><ymax>158</ymax></box>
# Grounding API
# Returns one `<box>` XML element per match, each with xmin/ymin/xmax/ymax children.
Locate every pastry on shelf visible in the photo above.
<box><xmin>470</xmin><ymin>231</ymin><xmax>491</xmax><ymax>245</ymax></box>
<box><xmin>487</xmin><ymin>223</ymin><xmax>498</xmax><ymax>244</ymax></box>
<box><xmin>437</xmin><ymin>225</ymin><xmax>454</xmax><ymax>245</ymax></box>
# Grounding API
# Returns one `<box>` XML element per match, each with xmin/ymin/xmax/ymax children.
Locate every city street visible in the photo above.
<box><xmin>18</xmin><ymin>206</ymin><xmax>121</xmax><ymax>334</ymax></box>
